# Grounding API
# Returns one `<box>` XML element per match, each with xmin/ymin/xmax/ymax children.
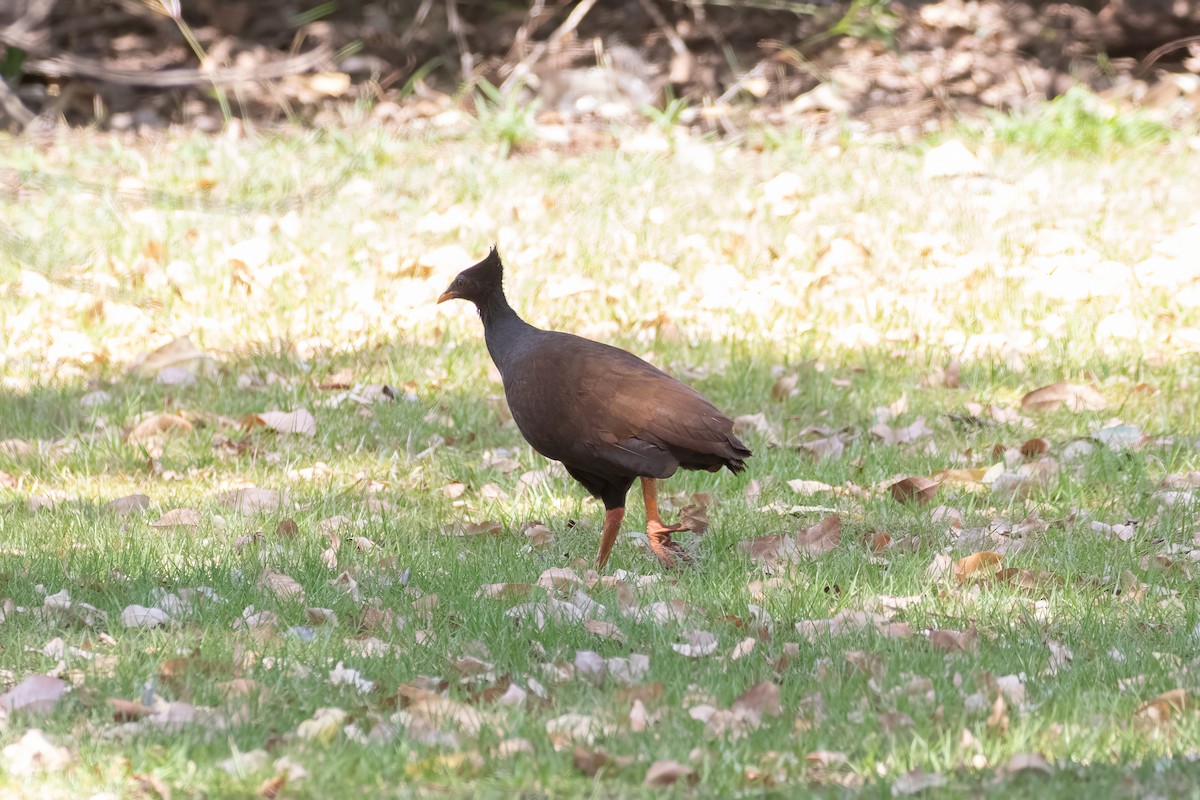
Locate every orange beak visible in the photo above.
<box><xmin>437</xmin><ymin>289</ymin><xmax>458</xmax><ymax>304</ymax></box>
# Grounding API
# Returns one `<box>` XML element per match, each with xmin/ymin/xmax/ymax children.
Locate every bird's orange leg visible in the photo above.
<box><xmin>641</xmin><ymin>477</ymin><xmax>691</xmax><ymax>568</ymax></box>
<box><xmin>595</xmin><ymin>508</ymin><xmax>624</xmax><ymax>571</ymax></box>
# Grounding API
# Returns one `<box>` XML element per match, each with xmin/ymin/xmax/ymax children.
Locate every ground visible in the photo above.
<box><xmin>2</xmin><ymin>116</ymin><xmax>1200</xmax><ymax>798</ymax></box>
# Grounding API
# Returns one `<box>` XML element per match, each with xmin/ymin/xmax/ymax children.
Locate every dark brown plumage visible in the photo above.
<box><xmin>438</xmin><ymin>247</ymin><xmax>751</xmax><ymax>569</ymax></box>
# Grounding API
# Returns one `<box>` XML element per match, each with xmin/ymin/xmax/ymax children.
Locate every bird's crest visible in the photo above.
<box><xmin>463</xmin><ymin>244</ymin><xmax>504</xmax><ymax>288</ymax></box>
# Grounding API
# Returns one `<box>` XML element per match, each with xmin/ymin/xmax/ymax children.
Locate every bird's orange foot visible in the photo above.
<box><xmin>647</xmin><ymin>521</ymin><xmax>691</xmax><ymax>568</ymax></box>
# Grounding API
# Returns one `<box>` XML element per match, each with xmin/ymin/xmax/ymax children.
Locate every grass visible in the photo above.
<box><xmin>1</xmin><ymin>117</ymin><xmax>1200</xmax><ymax>798</ymax></box>
<box><xmin>983</xmin><ymin>85</ymin><xmax>1177</xmax><ymax>154</ymax></box>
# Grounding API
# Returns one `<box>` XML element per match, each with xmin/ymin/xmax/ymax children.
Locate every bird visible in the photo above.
<box><xmin>437</xmin><ymin>246</ymin><xmax>751</xmax><ymax>570</ymax></box>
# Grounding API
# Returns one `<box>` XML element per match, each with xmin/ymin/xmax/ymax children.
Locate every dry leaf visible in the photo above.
<box><xmin>643</xmin><ymin>760</ymin><xmax>695</xmax><ymax>787</ymax></box>
<box><xmin>149</xmin><ymin>508</ymin><xmax>201</xmax><ymax>529</ymax></box>
<box><xmin>537</xmin><ymin>567</ymin><xmax>586</xmax><ymax>593</ymax></box>
<box><xmin>928</xmin><ymin>627</ymin><xmax>979</xmax><ymax>652</ymax></box>
<box><xmin>259</xmin><ymin>569</ymin><xmax>305</xmax><ymax>602</ymax></box>
<box><xmin>731</xmin><ymin>637</ymin><xmax>756</xmax><ymax>660</ymax></box>
<box><xmin>1</xmin><ymin>729</ymin><xmax>72</xmax><ymax>776</ymax></box>
<box><xmin>0</xmin><ymin>675</ymin><xmax>68</xmax><ymax>714</ymax></box>
<box><xmin>787</xmin><ymin>479</ymin><xmax>834</xmax><ymax>495</ymax></box>
<box><xmin>796</xmin><ymin>514</ymin><xmax>842</xmax><ymax>556</ymax></box>
<box><xmin>1004</xmin><ymin>752</ymin><xmax>1053</xmax><ymax>776</ymax></box>
<box><xmin>1021</xmin><ymin>382</ymin><xmax>1106</xmax><ymax>412</ymax></box>
<box><xmin>1020</xmin><ymin>437</ymin><xmax>1051</xmax><ymax>457</ymax></box>
<box><xmin>524</xmin><ymin>523</ymin><xmax>555</xmax><ymax>548</ymax></box>
<box><xmin>475</xmin><ymin>583</ymin><xmax>534</xmax><ymax>600</ymax></box>
<box><xmin>954</xmin><ymin>551</ymin><xmax>1004</xmax><ymax>583</ymax></box>
<box><xmin>109</xmin><ymin>698</ymin><xmax>155</xmax><ymax>722</ymax></box>
<box><xmin>121</xmin><ymin>605</ymin><xmax>169</xmax><ymax>629</ymax></box>
<box><xmin>127</xmin><ymin>413</ymin><xmax>193</xmax><ymax>445</ymax></box>
<box><xmin>1137</xmin><ymin>688</ymin><xmax>1190</xmax><ymax>723</ymax></box>
<box><xmin>107</xmin><ymin>493</ymin><xmax>150</xmax><ymax>515</ymax></box>
<box><xmin>217</xmin><ymin>487</ymin><xmax>286</xmax><ymax>514</ymax></box>
<box><xmin>870</xmin><ymin>417</ymin><xmax>933</xmax><ymax>445</ymax></box>
<box><xmin>672</xmin><ymin>630</ymin><xmax>718</xmax><ymax>658</ymax></box>
<box><xmin>133</xmin><ymin>335</ymin><xmax>217</xmax><ymax>380</ymax></box>
<box><xmin>445</xmin><ymin>520</ymin><xmax>503</xmax><ymax>537</ymax></box>
<box><xmin>889</xmin><ymin>476</ymin><xmax>940</xmax><ymax>505</ymax></box>
<box><xmin>733</xmin><ymin>681</ymin><xmax>782</xmax><ymax>717</ymax></box>
<box><xmin>933</xmin><ymin>464</ymin><xmax>1002</xmax><ymax>486</ymax></box>
<box><xmin>573</xmin><ymin>746</ymin><xmax>633</xmax><ymax>776</ymax></box>
<box><xmin>772</xmin><ymin>373</ymin><xmax>799</xmax><ymax>400</ymax></box>
<box><xmin>584</xmin><ymin>619</ymin><xmax>626</xmax><ymax>642</ymax></box>
<box><xmin>891</xmin><ymin>768</ymin><xmax>947</xmax><ymax>795</ymax></box>
<box><xmin>296</xmin><ymin>707</ymin><xmax>347</xmax><ymax>741</ymax></box>
<box><xmin>868</xmin><ymin>531</ymin><xmax>892</xmax><ymax>553</ymax></box>
<box><xmin>987</xmin><ymin>692</ymin><xmax>1009</xmax><ymax>732</ymax></box>
<box><xmin>242</xmin><ymin>409</ymin><xmax>317</xmax><ymax>437</ymax></box>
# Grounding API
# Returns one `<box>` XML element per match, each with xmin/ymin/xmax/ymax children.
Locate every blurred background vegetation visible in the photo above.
<box><xmin>1</xmin><ymin>0</ymin><xmax>1198</xmax><ymax>138</ymax></box>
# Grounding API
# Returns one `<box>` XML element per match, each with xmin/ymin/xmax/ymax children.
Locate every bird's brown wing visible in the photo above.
<box><xmin>504</xmin><ymin>332</ymin><xmax>743</xmax><ymax>478</ymax></box>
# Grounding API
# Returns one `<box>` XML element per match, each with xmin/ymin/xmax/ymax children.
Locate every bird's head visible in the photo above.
<box><xmin>437</xmin><ymin>246</ymin><xmax>504</xmax><ymax>306</ymax></box>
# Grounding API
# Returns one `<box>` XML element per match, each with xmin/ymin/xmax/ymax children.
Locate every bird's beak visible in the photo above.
<box><xmin>437</xmin><ymin>288</ymin><xmax>458</xmax><ymax>304</ymax></box>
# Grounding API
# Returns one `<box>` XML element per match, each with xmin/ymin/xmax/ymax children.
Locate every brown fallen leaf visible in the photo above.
<box><xmin>928</xmin><ymin>627</ymin><xmax>979</xmax><ymax>652</ymax></box>
<box><xmin>132</xmin><ymin>335</ymin><xmax>217</xmax><ymax>380</ymax></box>
<box><xmin>1003</xmin><ymin>752</ymin><xmax>1053</xmax><ymax>776</ymax></box>
<box><xmin>258</xmin><ymin>775</ymin><xmax>287</xmax><ymax>798</ymax></box>
<box><xmin>954</xmin><ymin>551</ymin><xmax>1004</xmax><ymax>583</ymax></box>
<box><xmin>1020</xmin><ymin>437</ymin><xmax>1051</xmax><ymax>457</ymax></box>
<box><xmin>804</xmin><ymin>750</ymin><xmax>848</xmax><ymax>767</ymax></box>
<box><xmin>523</xmin><ymin>522</ymin><xmax>555</xmax><ymax>548</ymax></box>
<box><xmin>889</xmin><ymin>476</ymin><xmax>940</xmax><ymax>505</ymax></box>
<box><xmin>740</xmin><ymin>514</ymin><xmax>841</xmax><ymax>566</ymax></box>
<box><xmin>584</xmin><ymin>619</ymin><xmax>626</xmax><ymax>642</ymax></box>
<box><xmin>127</xmin><ymin>413</ymin><xmax>193</xmax><ymax>445</ymax></box>
<box><xmin>933</xmin><ymin>464</ymin><xmax>1002</xmax><ymax>486</ymax></box>
<box><xmin>772</xmin><ymin>373</ymin><xmax>799</xmax><ymax>401</ymax></box>
<box><xmin>994</xmin><ymin>568</ymin><xmax>1060</xmax><ymax>594</ymax></box>
<box><xmin>672</xmin><ymin>630</ymin><xmax>718</xmax><ymax>657</ymax></box>
<box><xmin>1021</xmin><ymin>382</ymin><xmax>1106</xmax><ymax>412</ymax></box>
<box><xmin>216</xmin><ymin>487</ymin><xmax>286</xmax><ymax>514</ymax></box>
<box><xmin>987</xmin><ymin>692</ymin><xmax>1009</xmax><ymax>733</ymax></box>
<box><xmin>0</xmin><ymin>675</ymin><xmax>68</xmax><ymax>714</ymax></box>
<box><xmin>109</xmin><ymin>698</ymin><xmax>156</xmax><ymax>722</ymax></box>
<box><xmin>868</xmin><ymin>531</ymin><xmax>892</xmax><ymax>553</ymax></box>
<box><xmin>643</xmin><ymin>759</ymin><xmax>695</xmax><ymax>787</ymax></box>
<box><xmin>242</xmin><ymin>409</ymin><xmax>317</xmax><ymax>437</ymax></box>
<box><xmin>732</xmin><ymin>681</ymin><xmax>782</xmax><ymax>717</ymax></box>
<box><xmin>892</xmin><ymin>768</ymin><xmax>947</xmax><ymax>795</ymax></box>
<box><xmin>1136</xmin><ymin>688</ymin><xmax>1190</xmax><ymax>723</ymax></box>
<box><xmin>475</xmin><ymin>583</ymin><xmax>534</xmax><ymax>600</ymax></box>
<box><xmin>107</xmin><ymin>493</ymin><xmax>150</xmax><ymax>516</ymax></box>
<box><xmin>870</xmin><ymin>417</ymin><xmax>933</xmax><ymax>445</ymax></box>
<box><xmin>259</xmin><ymin>569</ymin><xmax>305</xmax><ymax>602</ymax></box>
<box><xmin>677</xmin><ymin>494</ymin><xmax>711</xmax><ymax>535</ymax></box>
<box><xmin>2</xmin><ymin>729</ymin><xmax>72</xmax><ymax>776</ymax></box>
<box><xmin>444</xmin><ymin>520</ymin><xmax>503</xmax><ymax>537</ymax></box>
<box><xmin>148</xmin><ymin>508</ymin><xmax>201</xmax><ymax>529</ymax></box>
<box><xmin>796</xmin><ymin>514</ymin><xmax>842</xmax><ymax>556</ymax></box>
<box><xmin>573</xmin><ymin>746</ymin><xmax>633</xmax><ymax>777</ymax></box>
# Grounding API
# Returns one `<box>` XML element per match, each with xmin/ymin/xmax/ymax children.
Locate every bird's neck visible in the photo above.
<box><xmin>478</xmin><ymin>292</ymin><xmax>535</xmax><ymax>376</ymax></box>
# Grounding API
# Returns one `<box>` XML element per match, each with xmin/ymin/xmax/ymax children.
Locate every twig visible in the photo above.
<box><xmin>398</xmin><ymin>0</ymin><xmax>435</xmax><ymax>48</ymax></box>
<box><xmin>0</xmin><ymin>0</ymin><xmax>56</xmax><ymax>51</ymax></box>
<box><xmin>445</xmin><ymin>0</ymin><xmax>475</xmax><ymax>84</ymax></box>
<box><xmin>0</xmin><ymin>76</ymin><xmax>35</xmax><ymax>130</ymax></box>
<box><xmin>23</xmin><ymin>45</ymin><xmax>333</xmax><ymax>87</ymax></box>
<box><xmin>500</xmin><ymin>0</ymin><xmax>600</xmax><ymax>93</ymax></box>
<box><xmin>507</xmin><ymin>0</ymin><xmax>548</xmax><ymax>61</ymax></box>
<box><xmin>1139</xmin><ymin>35</ymin><xmax>1200</xmax><ymax>76</ymax></box>
<box><xmin>636</xmin><ymin>0</ymin><xmax>688</xmax><ymax>57</ymax></box>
